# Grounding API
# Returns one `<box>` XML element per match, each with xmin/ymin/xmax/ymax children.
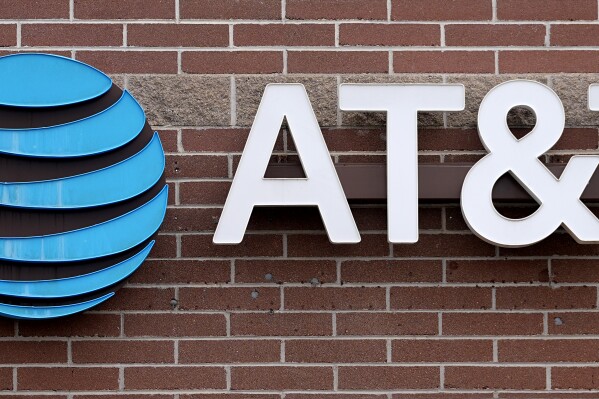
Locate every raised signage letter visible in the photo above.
<box><xmin>339</xmin><ymin>84</ymin><xmax>465</xmax><ymax>243</ymax></box>
<box><xmin>213</xmin><ymin>84</ymin><xmax>360</xmax><ymax>244</ymax></box>
<box><xmin>461</xmin><ymin>80</ymin><xmax>599</xmax><ymax>247</ymax></box>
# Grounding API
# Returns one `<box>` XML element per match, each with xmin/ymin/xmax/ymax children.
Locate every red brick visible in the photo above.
<box><xmin>549</xmin><ymin>312</ymin><xmax>599</xmax><ymax>335</ymax></box>
<box><xmin>96</xmin><ymin>287</ymin><xmax>175</xmax><ymax>311</ymax></box>
<box><xmin>287</xmin><ymin>234</ymin><xmax>389</xmax><ymax>257</ymax></box>
<box><xmin>0</xmin><ymin>319</ymin><xmax>14</xmax><ymax>338</ymax></box>
<box><xmin>18</xmin><ymin>314</ymin><xmax>118</xmax><ymax>338</ymax></box>
<box><xmin>498</xmin><ymin>394</ymin><xmax>599</xmax><ymax>399</ymax></box>
<box><xmin>75</xmin><ymin>0</ymin><xmax>175</xmax><ymax>19</ymax></box>
<box><xmin>392</xmin><ymin>0</ymin><xmax>492</xmax><ymax>21</ymax></box>
<box><xmin>554</xmin><ymin>128</ymin><xmax>599</xmax><ymax>150</ymax></box>
<box><xmin>499</xmin><ymin>233</ymin><xmax>599</xmax><ymax>257</ymax></box>
<box><xmin>393</xmin><ymin>395</ymin><xmax>493</xmax><ymax>399</ymax></box>
<box><xmin>552</xmin><ymin>259</ymin><xmax>599</xmax><ymax>283</ymax></box>
<box><xmin>497</xmin><ymin>0</ymin><xmax>597</xmax><ymax>21</ymax></box>
<box><xmin>76</xmin><ymin>396</ymin><xmax>173</xmax><ymax>399</ymax></box>
<box><xmin>339</xmin><ymin>366</ymin><xmax>438</xmax><ymax>389</ymax></box>
<box><xmin>337</xmin><ymin>312</ymin><xmax>438</xmax><ymax>336</ymax></box>
<box><xmin>151</xmin><ymin>234</ymin><xmax>177</xmax><ymax>258</ymax></box>
<box><xmin>500</xmin><ymin>51</ymin><xmax>599</xmax><ymax>73</ymax></box>
<box><xmin>166</xmin><ymin>155</ymin><xmax>228</xmax><ymax>179</ymax></box>
<box><xmin>288</xmin><ymin>51</ymin><xmax>388</xmax><ymax>73</ymax></box>
<box><xmin>125</xmin><ymin>366</ymin><xmax>226</xmax><ymax>390</ymax></box>
<box><xmin>181</xmin><ymin>395</ymin><xmax>279</xmax><ymax>399</ymax></box>
<box><xmin>179</xmin><ymin>287</ymin><xmax>280</xmax><ymax>311</ymax></box>
<box><xmin>182</xmin><ymin>51</ymin><xmax>283</xmax><ymax>74</ymax></box>
<box><xmin>76</xmin><ymin>51</ymin><xmax>178</xmax><ymax>74</ymax></box>
<box><xmin>394</xmin><ymin>51</ymin><xmax>495</xmax><ymax>73</ymax></box>
<box><xmin>181</xmin><ymin>234</ymin><xmax>283</xmax><ymax>258</ymax></box>
<box><xmin>552</xmin><ymin>25</ymin><xmax>599</xmax><ymax>46</ymax></box>
<box><xmin>19</xmin><ymin>367</ymin><xmax>119</xmax><ymax>391</ymax></box>
<box><xmin>322</xmin><ymin>128</ymin><xmax>386</xmax><ymax>152</ymax></box>
<box><xmin>231</xmin><ymin>366</ymin><xmax>333</xmax><ymax>390</ymax></box>
<box><xmin>156</xmin><ymin>129</ymin><xmax>178</xmax><ymax>153</ymax></box>
<box><xmin>500</xmin><ymin>339</ymin><xmax>599</xmax><ymax>362</ymax></box>
<box><xmin>0</xmin><ymin>24</ymin><xmax>16</xmax><ymax>46</ymax></box>
<box><xmin>130</xmin><ymin>259</ymin><xmax>230</xmax><ymax>285</ymax></box>
<box><xmin>0</xmin><ymin>0</ymin><xmax>68</xmax><ymax>19</ymax></box>
<box><xmin>0</xmin><ymin>341</ymin><xmax>66</xmax><ymax>363</ymax></box>
<box><xmin>163</xmin><ymin>207</ymin><xmax>221</xmax><ymax>232</ymax></box>
<box><xmin>181</xmin><ymin>128</ymin><xmax>251</xmax><ymax>152</ymax></box>
<box><xmin>179</xmin><ymin>340</ymin><xmax>279</xmax><ymax>363</ymax></box>
<box><xmin>180</xmin><ymin>0</ymin><xmax>281</xmax><ymax>20</ymax></box>
<box><xmin>552</xmin><ymin>367</ymin><xmax>599</xmax><ymax>389</ymax></box>
<box><xmin>496</xmin><ymin>287</ymin><xmax>597</xmax><ymax>310</ymax></box>
<box><xmin>391</xmin><ymin>287</ymin><xmax>492</xmax><ymax>310</ymax></box>
<box><xmin>72</xmin><ymin>340</ymin><xmax>174</xmax><ymax>364</ymax></box>
<box><xmin>286</xmin><ymin>339</ymin><xmax>387</xmax><ymax>363</ymax></box>
<box><xmin>235</xmin><ymin>24</ymin><xmax>335</xmax><ymax>46</ymax></box>
<box><xmin>179</xmin><ymin>182</ymin><xmax>231</xmax><ymax>206</ymax></box>
<box><xmin>231</xmin><ymin>313</ymin><xmax>333</xmax><ymax>336</ymax></box>
<box><xmin>235</xmin><ymin>259</ymin><xmax>337</xmax><ymax>284</ymax></box>
<box><xmin>341</xmin><ymin>260</ymin><xmax>442</xmax><ymax>283</ymax></box>
<box><xmin>125</xmin><ymin>314</ymin><xmax>227</xmax><ymax>337</ymax></box>
<box><xmin>443</xmin><ymin>313</ymin><xmax>544</xmax><ymax>336</ymax></box>
<box><xmin>447</xmin><ymin>259</ymin><xmax>549</xmax><ymax>283</ymax></box>
<box><xmin>392</xmin><ymin>339</ymin><xmax>493</xmax><ymax>362</ymax></box>
<box><xmin>22</xmin><ymin>24</ymin><xmax>122</xmax><ymax>47</ymax></box>
<box><xmin>286</xmin><ymin>0</ymin><xmax>387</xmax><ymax>20</ymax></box>
<box><xmin>445</xmin><ymin>366</ymin><xmax>545</xmax><ymax>390</ymax></box>
<box><xmin>0</xmin><ymin>368</ymin><xmax>10</xmax><ymax>390</ymax></box>
<box><xmin>395</xmin><ymin>234</ymin><xmax>495</xmax><ymax>257</ymax></box>
<box><xmin>445</xmin><ymin>24</ymin><xmax>546</xmax><ymax>46</ymax></box>
<box><xmin>128</xmin><ymin>24</ymin><xmax>229</xmax><ymax>47</ymax></box>
<box><xmin>340</xmin><ymin>24</ymin><xmax>440</xmax><ymax>46</ymax></box>
<box><xmin>289</xmin><ymin>396</ymin><xmax>385</xmax><ymax>399</ymax></box>
<box><xmin>286</xmin><ymin>287</ymin><xmax>386</xmax><ymax>310</ymax></box>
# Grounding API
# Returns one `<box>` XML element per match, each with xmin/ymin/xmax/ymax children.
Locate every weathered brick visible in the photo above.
<box><xmin>231</xmin><ymin>313</ymin><xmax>333</xmax><ymax>337</ymax></box>
<box><xmin>445</xmin><ymin>366</ymin><xmax>546</xmax><ymax>390</ymax></box>
<box><xmin>125</xmin><ymin>367</ymin><xmax>226</xmax><ymax>390</ymax></box>
<box><xmin>231</xmin><ymin>366</ymin><xmax>333</xmax><ymax>390</ymax></box>
<box><xmin>391</xmin><ymin>287</ymin><xmax>492</xmax><ymax>310</ymax></box>
<box><xmin>340</xmin><ymin>24</ymin><xmax>440</xmax><ymax>46</ymax></box>
<box><xmin>392</xmin><ymin>340</ymin><xmax>493</xmax><ymax>362</ymax></box>
<box><xmin>337</xmin><ymin>313</ymin><xmax>438</xmax><ymax>336</ymax></box>
<box><xmin>443</xmin><ymin>313</ymin><xmax>545</xmax><ymax>336</ymax></box>
<box><xmin>179</xmin><ymin>340</ymin><xmax>280</xmax><ymax>363</ymax></box>
<box><xmin>286</xmin><ymin>339</ymin><xmax>387</xmax><ymax>363</ymax></box>
<box><xmin>497</xmin><ymin>0</ymin><xmax>597</xmax><ymax>21</ymax></box>
<box><xmin>19</xmin><ymin>367</ymin><xmax>119</xmax><ymax>391</ymax></box>
<box><xmin>338</xmin><ymin>366</ymin><xmax>439</xmax><ymax>389</ymax></box>
<box><xmin>124</xmin><ymin>314</ymin><xmax>227</xmax><ymax>337</ymax></box>
<box><xmin>393</xmin><ymin>0</ymin><xmax>492</xmax><ymax>21</ymax></box>
<box><xmin>75</xmin><ymin>0</ymin><xmax>175</xmax><ymax>19</ymax></box>
<box><xmin>128</xmin><ymin>24</ymin><xmax>228</xmax><ymax>47</ymax></box>
<box><xmin>235</xmin><ymin>24</ymin><xmax>335</xmax><ymax>46</ymax></box>
<box><xmin>180</xmin><ymin>0</ymin><xmax>281</xmax><ymax>20</ymax></box>
<box><xmin>287</xmin><ymin>0</ymin><xmax>387</xmax><ymax>20</ymax></box>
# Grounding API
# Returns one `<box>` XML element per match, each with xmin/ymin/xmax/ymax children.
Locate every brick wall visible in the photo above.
<box><xmin>1</xmin><ymin>0</ymin><xmax>599</xmax><ymax>397</ymax></box>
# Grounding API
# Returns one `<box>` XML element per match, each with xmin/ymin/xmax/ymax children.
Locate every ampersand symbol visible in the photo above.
<box><xmin>461</xmin><ymin>80</ymin><xmax>599</xmax><ymax>247</ymax></box>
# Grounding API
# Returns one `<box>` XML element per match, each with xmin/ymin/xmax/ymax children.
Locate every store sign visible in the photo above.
<box><xmin>215</xmin><ymin>81</ymin><xmax>599</xmax><ymax>248</ymax></box>
<box><xmin>0</xmin><ymin>54</ymin><xmax>167</xmax><ymax>320</ymax></box>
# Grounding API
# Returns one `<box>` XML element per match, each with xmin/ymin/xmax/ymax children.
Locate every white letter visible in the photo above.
<box><xmin>213</xmin><ymin>84</ymin><xmax>360</xmax><ymax>244</ymax></box>
<box><xmin>339</xmin><ymin>84</ymin><xmax>465</xmax><ymax>243</ymax></box>
<box><xmin>461</xmin><ymin>80</ymin><xmax>599</xmax><ymax>247</ymax></box>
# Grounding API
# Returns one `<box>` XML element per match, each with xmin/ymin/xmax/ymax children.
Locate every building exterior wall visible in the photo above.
<box><xmin>1</xmin><ymin>0</ymin><xmax>599</xmax><ymax>397</ymax></box>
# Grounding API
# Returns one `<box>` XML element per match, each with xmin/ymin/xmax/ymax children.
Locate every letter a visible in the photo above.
<box><xmin>213</xmin><ymin>84</ymin><xmax>360</xmax><ymax>244</ymax></box>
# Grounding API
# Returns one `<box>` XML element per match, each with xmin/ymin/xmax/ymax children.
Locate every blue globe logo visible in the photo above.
<box><xmin>0</xmin><ymin>53</ymin><xmax>167</xmax><ymax>319</ymax></box>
